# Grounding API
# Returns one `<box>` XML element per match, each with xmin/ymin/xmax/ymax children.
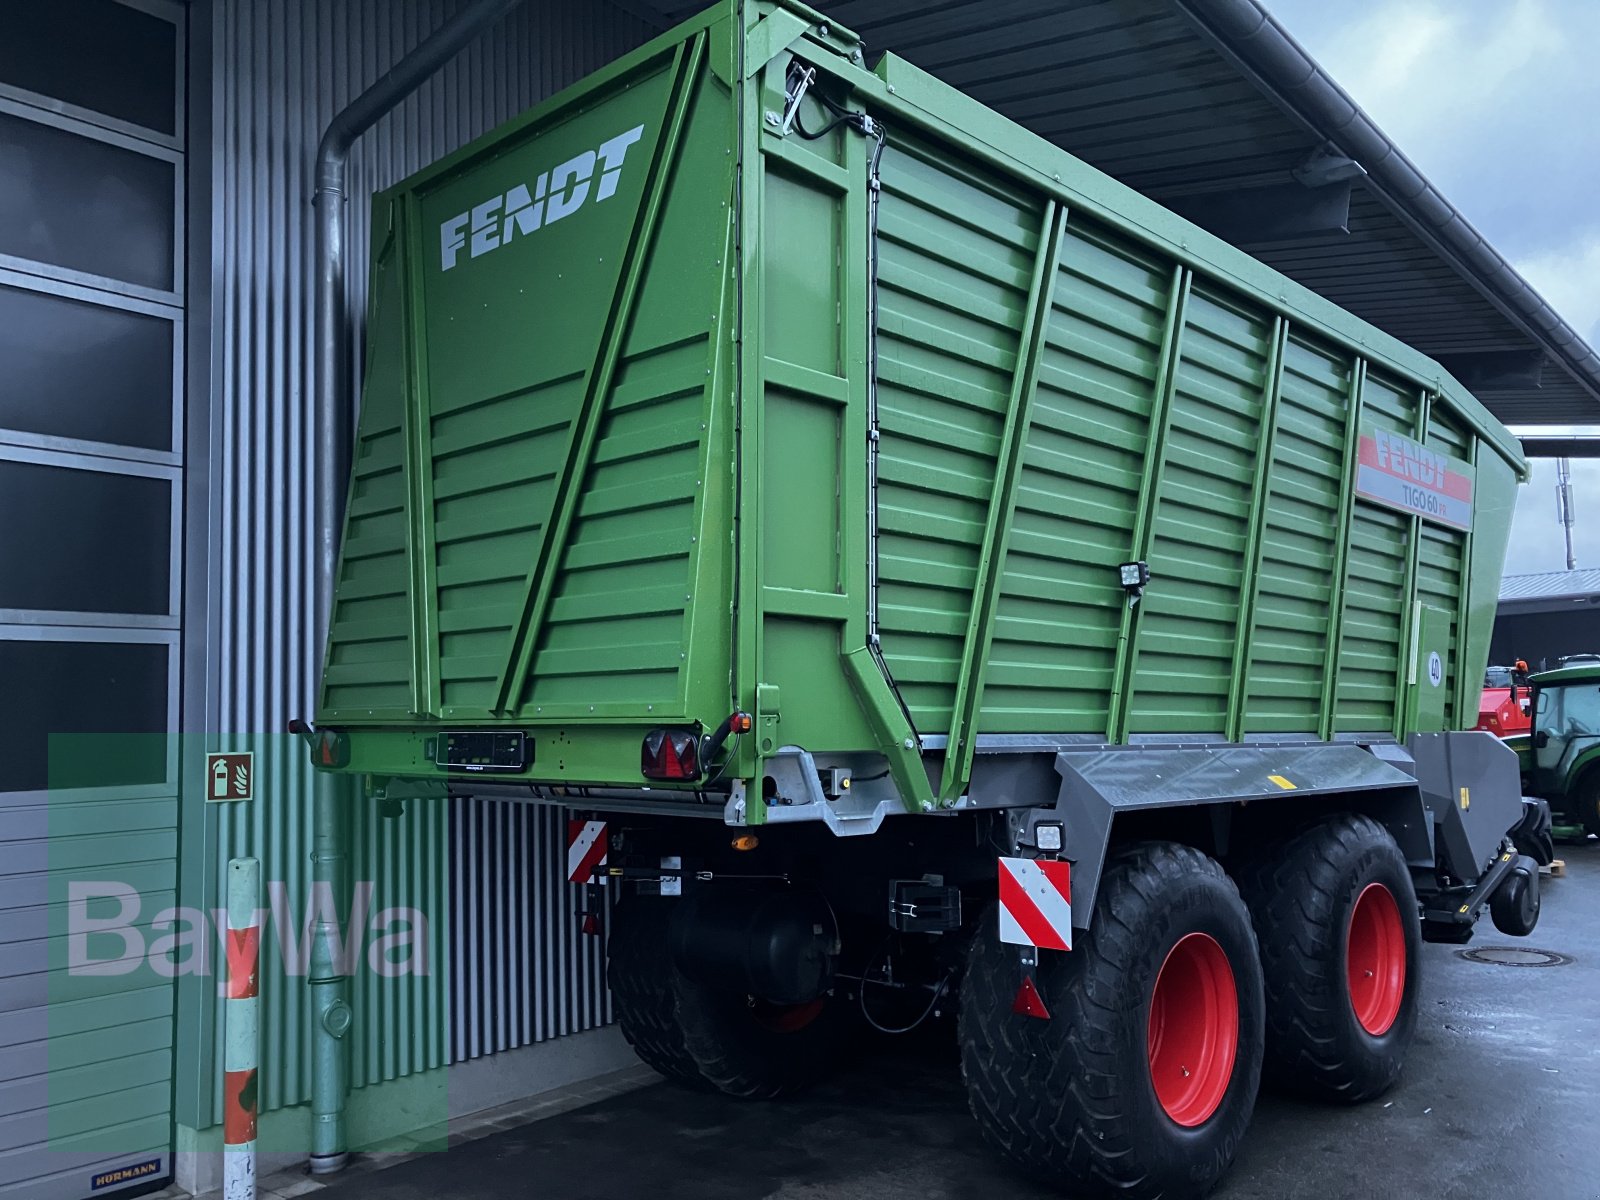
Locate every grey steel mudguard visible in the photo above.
<box><xmin>984</xmin><ymin>741</ymin><xmax>1431</xmax><ymax>932</ymax></box>
<box><xmin>1406</xmin><ymin>731</ymin><xmax>1523</xmax><ymax>885</ymax></box>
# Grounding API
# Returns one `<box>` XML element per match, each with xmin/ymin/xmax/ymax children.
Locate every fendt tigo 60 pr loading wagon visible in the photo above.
<box><xmin>305</xmin><ymin>3</ymin><xmax>1550</xmax><ymax>1195</ymax></box>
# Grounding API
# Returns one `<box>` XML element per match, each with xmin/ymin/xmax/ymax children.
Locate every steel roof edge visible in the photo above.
<box><xmin>1173</xmin><ymin>0</ymin><xmax>1600</xmax><ymax>424</ymax></box>
<box><xmin>1499</xmin><ymin>568</ymin><xmax>1600</xmax><ymax>601</ymax></box>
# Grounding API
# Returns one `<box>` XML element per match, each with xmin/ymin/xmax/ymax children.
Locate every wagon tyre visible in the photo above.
<box><xmin>673</xmin><ymin>977</ymin><xmax>850</xmax><ymax>1100</ymax></box>
<box><xmin>607</xmin><ymin>897</ymin><xmax>706</xmax><ymax>1088</ymax></box>
<box><xmin>1237</xmin><ymin>813</ymin><xmax>1421</xmax><ymax>1103</ymax></box>
<box><xmin>959</xmin><ymin>842</ymin><xmax>1264</xmax><ymax>1200</ymax></box>
<box><xmin>1490</xmin><ymin>860</ymin><xmax>1540</xmax><ymax>937</ymax></box>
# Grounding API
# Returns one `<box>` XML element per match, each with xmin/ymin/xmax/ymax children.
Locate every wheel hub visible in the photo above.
<box><xmin>1346</xmin><ymin>882</ymin><xmax>1406</xmax><ymax>1036</ymax></box>
<box><xmin>748</xmin><ymin>995</ymin><xmax>825</xmax><ymax>1033</ymax></box>
<box><xmin>1147</xmin><ymin>932</ymin><xmax>1239</xmax><ymax>1127</ymax></box>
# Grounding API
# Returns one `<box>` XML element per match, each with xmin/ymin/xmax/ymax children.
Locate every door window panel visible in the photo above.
<box><xmin>0</xmin><ymin>0</ymin><xmax>177</xmax><ymax>134</ymax></box>
<box><xmin>0</xmin><ymin>113</ymin><xmax>175</xmax><ymax>291</ymax></box>
<box><xmin>0</xmin><ymin>639</ymin><xmax>169</xmax><ymax>791</ymax></box>
<box><xmin>0</xmin><ymin>459</ymin><xmax>171</xmax><ymax>614</ymax></box>
<box><xmin>0</xmin><ymin>284</ymin><xmax>173</xmax><ymax>450</ymax></box>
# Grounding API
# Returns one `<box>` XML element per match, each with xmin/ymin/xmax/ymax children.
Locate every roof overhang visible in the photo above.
<box><xmin>1176</xmin><ymin>0</ymin><xmax>1600</xmax><ymax>427</ymax></box>
<box><xmin>620</xmin><ymin>0</ymin><xmax>1600</xmax><ymax>427</ymax></box>
<box><xmin>1499</xmin><ymin>569</ymin><xmax>1600</xmax><ymax>607</ymax></box>
<box><xmin>1518</xmin><ymin>437</ymin><xmax>1600</xmax><ymax>459</ymax></box>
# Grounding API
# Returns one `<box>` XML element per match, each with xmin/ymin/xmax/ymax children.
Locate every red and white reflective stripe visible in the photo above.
<box><xmin>567</xmin><ymin>819</ymin><xmax>608</xmax><ymax>884</ymax></box>
<box><xmin>225</xmin><ymin>927</ymin><xmax>259</xmax><ymax>1001</ymax></box>
<box><xmin>224</xmin><ymin>858</ymin><xmax>260</xmax><ymax>1200</ymax></box>
<box><xmin>998</xmin><ymin>856</ymin><xmax>1073</xmax><ymax>952</ymax></box>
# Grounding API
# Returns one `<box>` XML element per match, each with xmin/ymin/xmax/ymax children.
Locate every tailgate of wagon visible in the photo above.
<box><xmin>314</xmin><ymin>15</ymin><xmax>741</xmax><ymax>786</ymax></box>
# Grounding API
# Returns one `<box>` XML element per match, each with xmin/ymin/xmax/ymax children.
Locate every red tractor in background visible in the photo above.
<box><xmin>1478</xmin><ymin>661</ymin><xmax>1532</xmax><ymax>737</ymax></box>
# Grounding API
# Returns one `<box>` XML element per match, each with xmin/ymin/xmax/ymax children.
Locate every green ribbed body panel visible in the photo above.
<box><xmin>1244</xmin><ymin>333</ymin><xmax>1347</xmax><ymax>733</ymax></box>
<box><xmin>983</xmin><ymin>221</ymin><xmax>1169</xmax><ymax>733</ymax></box>
<box><xmin>873</xmin><ymin>137</ymin><xmax>1036</xmax><ymax>729</ymax></box>
<box><xmin>321</xmin><ymin>35</ymin><xmax>733</xmax><ymax>730</ymax></box>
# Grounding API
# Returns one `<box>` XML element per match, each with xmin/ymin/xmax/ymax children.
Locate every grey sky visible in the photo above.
<box><xmin>1263</xmin><ymin>0</ymin><xmax>1600</xmax><ymax>576</ymax></box>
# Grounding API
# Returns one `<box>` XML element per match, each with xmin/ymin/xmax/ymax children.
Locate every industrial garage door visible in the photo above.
<box><xmin>0</xmin><ymin>2</ymin><xmax>185</xmax><ymax>1196</ymax></box>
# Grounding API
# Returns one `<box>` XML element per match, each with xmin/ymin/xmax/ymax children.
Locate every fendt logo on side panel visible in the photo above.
<box><xmin>439</xmin><ymin>123</ymin><xmax>646</xmax><ymax>272</ymax></box>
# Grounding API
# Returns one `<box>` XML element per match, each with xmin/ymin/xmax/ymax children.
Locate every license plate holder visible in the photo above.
<box><xmin>434</xmin><ymin>730</ymin><xmax>531</xmax><ymax>773</ymax></box>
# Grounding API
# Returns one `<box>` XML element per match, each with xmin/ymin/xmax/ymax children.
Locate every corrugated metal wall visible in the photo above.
<box><xmin>449</xmin><ymin>801</ymin><xmax>615</xmax><ymax>1064</ymax></box>
<box><xmin>185</xmin><ymin>0</ymin><xmax>652</xmax><ymax>1130</ymax></box>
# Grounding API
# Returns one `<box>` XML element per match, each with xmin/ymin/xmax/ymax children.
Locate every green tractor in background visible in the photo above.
<box><xmin>1509</xmin><ymin>657</ymin><xmax>1600</xmax><ymax>839</ymax></box>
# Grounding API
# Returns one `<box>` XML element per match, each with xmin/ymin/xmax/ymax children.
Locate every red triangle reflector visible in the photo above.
<box><xmin>666</xmin><ymin>736</ymin><xmax>689</xmax><ymax>778</ymax></box>
<box><xmin>580</xmin><ymin>913</ymin><xmax>601</xmax><ymax>936</ymax></box>
<box><xmin>1013</xmin><ymin>973</ymin><xmax>1050</xmax><ymax>1020</ymax></box>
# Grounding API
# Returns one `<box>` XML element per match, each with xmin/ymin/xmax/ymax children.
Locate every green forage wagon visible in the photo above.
<box><xmin>303</xmin><ymin>3</ymin><xmax>1546</xmax><ymax>1194</ymax></box>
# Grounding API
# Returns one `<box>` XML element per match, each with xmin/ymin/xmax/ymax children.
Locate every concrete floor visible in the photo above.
<box><xmin>318</xmin><ymin>842</ymin><xmax>1600</xmax><ymax>1200</ymax></box>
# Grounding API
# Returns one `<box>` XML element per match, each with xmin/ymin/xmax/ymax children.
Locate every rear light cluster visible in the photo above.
<box><xmin>640</xmin><ymin>711</ymin><xmax>752</xmax><ymax>782</ymax></box>
<box><xmin>641</xmin><ymin>728</ymin><xmax>700</xmax><ymax>780</ymax></box>
<box><xmin>314</xmin><ymin>730</ymin><xmax>350</xmax><ymax>768</ymax></box>
<box><xmin>289</xmin><ymin>718</ymin><xmax>349</xmax><ymax>768</ymax></box>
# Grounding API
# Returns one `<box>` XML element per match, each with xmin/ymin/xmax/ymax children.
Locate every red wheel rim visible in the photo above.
<box><xmin>1147</xmin><ymin>932</ymin><xmax>1239</xmax><ymax>1127</ymax></box>
<box><xmin>1346</xmin><ymin>882</ymin><xmax>1406</xmax><ymax>1036</ymax></box>
<box><xmin>749</xmin><ymin>996</ymin><xmax>824</xmax><ymax>1034</ymax></box>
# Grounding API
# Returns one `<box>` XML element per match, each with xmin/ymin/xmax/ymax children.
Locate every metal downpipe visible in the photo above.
<box><xmin>308</xmin><ymin>0</ymin><xmax>526</xmax><ymax>1174</ymax></box>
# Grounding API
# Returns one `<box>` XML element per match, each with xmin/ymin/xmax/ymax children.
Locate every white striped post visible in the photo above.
<box><xmin>224</xmin><ymin>858</ymin><xmax>261</xmax><ymax>1200</ymax></box>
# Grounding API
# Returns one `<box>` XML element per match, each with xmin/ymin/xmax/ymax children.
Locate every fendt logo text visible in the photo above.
<box><xmin>439</xmin><ymin>123</ymin><xmax>646</xmax><ymax>272</ymax></box>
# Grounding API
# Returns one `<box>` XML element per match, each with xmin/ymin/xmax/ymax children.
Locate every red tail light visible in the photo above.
<box><xmin>641</xmin><ymin>728</ymin><xmax>701</xmax><ymax>780</ymax></box>
<box><xmin>316</xmin><ymin>729</ymin><xmax>349</xmax><ymax>768</ymax></box>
